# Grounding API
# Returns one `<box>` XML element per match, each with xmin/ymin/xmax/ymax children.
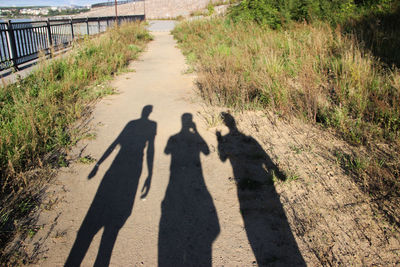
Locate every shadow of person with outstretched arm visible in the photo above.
<box><xmin>65</xmin><ymin>105</ymin><xmax>156</xmax><ymax>267</ymax></box>
<box><xmin>158</xmin><ymin>113</ymin><xmax>220</xmax><ymax>266</ymax></box>
<box><xmin>216</xmin><ymin>112</ymin><xmax>305</xmax><ymax>266</ymax></box>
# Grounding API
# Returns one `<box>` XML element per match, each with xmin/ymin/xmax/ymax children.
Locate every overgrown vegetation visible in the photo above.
<box><xmin>0</xmin><ymin>21</ymin><xmax>151</xmax><ymax>264</ymax></box>
<box><xmin>228</xmin><ymin>0</ymin><xmax>398</xmax><ymax>28</ymax></box>
<box><xmin>173</xmin><ymin>19</ymin><xmax>399</xmax><ymax>145</ymax></box>
<box><xmin>190</xmin><ymin>0</ymin><xmax>240</xmax><ymax>17</ymax></box>
<box><xmin>172</xmin><ymin>1</ymin><xmax>400</xmax><ymax>225</ymax></box>
<box><xmin>344</xmin><ymin>4</ymin><xmax>400</xmax><ymax>68</ymax></box>
<box><xmin>229</xmin><ymin>0</ymin><xmax>400</xmax><ymax>66</ymax></box>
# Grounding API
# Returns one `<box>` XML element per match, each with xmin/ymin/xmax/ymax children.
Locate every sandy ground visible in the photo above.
<box><xmin>23</xmin><ymin>23</ymin><xmax>400</xmax><ymax>266</ymax></box>
<box><xmin>26</xmin><ymin>26</ymin><xmax>264</xmax><ymax>266</ymax></box>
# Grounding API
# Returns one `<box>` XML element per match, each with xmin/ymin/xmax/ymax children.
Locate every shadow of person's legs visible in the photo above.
<box><xmin>93</xmin><ymin>226</ymin><xmax>121</xmax><ymax>267</ymax></box>
<box><xmin>65</xmin><ymin>105</ymin><xmax>157</xmax><ymax>266</ymax></box>
<box><xmin>65</xmin><ymin>214</ymin><xmax>102</xmax><ymax>267</ymax></box>
<box><xmin>158</xmin><ymin>113</ymin><xmax>219</xmax><ymax>266</ymax></box>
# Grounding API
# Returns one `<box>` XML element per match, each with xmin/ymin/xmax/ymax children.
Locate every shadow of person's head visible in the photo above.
<box><xmin>141</xmin><ymin>105</ymin><xmax>153</xmax><ymax>119</ymax></box>
<box><xmin>181</xmin><ymin>113</ymin><xmax>196</xmax><ymax>133</ymax></box>
<box><xmin>221</xmin><ymin>112</ymin><xmax>237</xmax><ymax>131</ymax></box>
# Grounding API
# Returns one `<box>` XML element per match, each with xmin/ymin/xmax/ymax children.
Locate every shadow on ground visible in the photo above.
<box><xmin>65</xmin><ymin>105</ymin><xmax>156</xmax><ymax>267</ymax></box>
<box><xmin>64</xmin><ymin>109</ymin><xmax>304</xmax><ymax>266</ymax></box>
<box><xmin>158</xmin><ymin>113</ymin><xmax>220</xmax><ymax>266</ymax></box>
<box><xmin>216</xmin><ymin>112</ymin><xmax>305</xmax><ymax>266</ymax></box>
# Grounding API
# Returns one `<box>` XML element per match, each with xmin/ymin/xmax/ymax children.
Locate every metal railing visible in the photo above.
<box><xmin>0</xmin><ymin>15</ymin><xmax>145</xmax><ymax>71</ymax></box>
<box><xmin>91</xmin><ymin>0</ymin><xmax>143</xmax><ymax>9</ymax></box>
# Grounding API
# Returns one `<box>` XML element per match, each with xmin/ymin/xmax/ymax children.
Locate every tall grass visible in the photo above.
<box><xmin>0</xmin><ymin>22</ymin><xmax>151</xmax><ymax>188</ymax></box>
<box><xmin>0</xmin><ymin>21</ymin><xmax>151</xmax><ymax>263</ymax></box>
<box><xmin>172</xmin><ymin>18</ymin><xmax>400</xmax><ymax>217</ymax></box>
<box><xmin>173</xmin><ymin>18</ymin><xmax>400</xmax><ymax>145</ymax></box>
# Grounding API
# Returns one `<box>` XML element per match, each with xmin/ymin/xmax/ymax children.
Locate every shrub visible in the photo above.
<box><xmin>228</xmin><ymin>0</ymin><xmax>397</xmax><ymax>28</ymax></box>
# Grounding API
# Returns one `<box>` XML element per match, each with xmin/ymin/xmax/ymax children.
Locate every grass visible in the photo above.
<box><xmin>190</xmin><ymin>10</ymin><xmax>210</xmax><ymax>17</ymax></box>
<box><xmin>289</xmin><ymin>144</ymin><xmax>303</xmax><ymax>154</ymax></box>
<box><xmin>172</xmin><ymin>17</ymin><xmax>400</xmax><ymax>223</ymax></box>
<box><xmin>334</xmin><ymin>150</ymin><xmax>368</xmax><ymax>176</ymax></box>
<box><xmin>344</xmin><ymin>4</ymin><xmax>400</xmax><ymax>68</ymax></box>
<box><xmin>190</xmin><ymin>0</ymin><xmax>240</xmax><ymax>17</ymax></box>
<box><xmin>0</xmin><ymin>21</ymin><xmax>152</xmax><ymax>264</ymax></box>
<box><xmin>173</xmin><ymin>18</ymin><xmax>400</xmax><ymax>146</ymax></box>
<box><xmin>79</xmin><ymin>155</ymin><xmax>96</xmax><ymax>164</ymax></box>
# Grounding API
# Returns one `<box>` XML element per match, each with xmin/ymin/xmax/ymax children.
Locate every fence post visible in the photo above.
<box><xmin>6</xmin><ymin>20</ymin><xmax>19</xmax><ymax>70</ymax></box>
<box><xmin>97</xmin><ymin>17</ymin><xmax>101</xmax><ymax>33</ymax></box>
<box><xmin>86</xmin><ymin>17</ymin><xmax>89</xmax><ymax>35</ymax></box>
<box><xmin>46</xmin><ymin>18</ymin><xmax>53</xmax><ymax>57</ymax></box>
<box><xmin>70</xmin><ymin>18</ymin><xmax>74</xmax><ymax>40</ymax></box>
<box><xmin>144</xmin><ymin>0</ymin><xmax>146</xmax><ymax>20</ymax></box>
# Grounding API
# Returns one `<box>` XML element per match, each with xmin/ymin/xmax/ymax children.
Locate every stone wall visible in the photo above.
<box><xmin>76</xmin><ymin>0</ymin><xmax>224</xmax><ymax>19</ymax></box>
<box><xmin>145</xmin><ymin>0</ymin><xmax>212</xmax><ymax>18</ymax></box>
<box><xmin>75</xmin><ymin>2</ymin><xmax>145</xmax><ymax>18</ymax></box>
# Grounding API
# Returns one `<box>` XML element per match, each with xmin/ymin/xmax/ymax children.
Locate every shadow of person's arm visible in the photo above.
<box><xmin>263</xmin><ymin>153</ymin><xmax>286</xmax><ymax>182</ymax></box>
<box><xmin>88</xmin><ymin>138</ymin><xmax>119</xmax><ymax>179</ymax></box>
<box><xmin>164</xmin><ymin>136</ymin><xmax>172</xmax><ymax>155</ymax></box>
<box><xmin>216</xmin><ymin>131</ymin><xmax>227</xmax><ymax>162</ymax></box>
<box><xmin>194</xmin><ymin>123</ymin><xmax>209</xmax><ymax>156</ymax></box>
<box><xmin>141</xmin><ymin>126</ymin><xmax>156</xmax><ymax>198</ymax></box>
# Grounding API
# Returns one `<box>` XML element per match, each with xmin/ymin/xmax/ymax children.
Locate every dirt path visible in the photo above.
<box><xmin>27</xmin><ymin>26</ymin><xmax>264</xmax><ymax>266</ymax></box>
<box><xmin>25</xmin><ymin>23</ymin><xmax>400</xmax><ymax>267</ymax></box>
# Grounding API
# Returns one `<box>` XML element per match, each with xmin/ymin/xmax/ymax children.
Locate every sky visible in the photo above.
<box><xmin>0</xmin><ymin>0</ymin><xmax>107</xmax><ymax>7</ymax></box>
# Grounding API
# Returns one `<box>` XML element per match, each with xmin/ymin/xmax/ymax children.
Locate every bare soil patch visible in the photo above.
<box><xmin>199</xmin><ymin>105</ymin><xmax>400</xmax><ymax>265</ymax></box>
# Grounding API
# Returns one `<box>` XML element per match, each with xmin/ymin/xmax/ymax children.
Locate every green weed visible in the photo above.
<box><xmin>334</xmin><ymin>150</ymin><xmax>368</xmax><ymax>175</ymax></box>
<box><xmin>57</xmin><ymin>155</ymin><xmax>68</xmax><ymax>168</ymax></box>
<box><xmin>27</xmin><ymin>227</ymin><xmax>40</xmax><ymax>239</ymax></box>
<box><xmin>79</xmin><ymin>155</ymin><xmax>96</xmax><ymax>164</ymax></box>
<box><xmin>207</xmin><ymin>1</ymin><xmax>215</xmax><ymax>16</ymax></box>
<box><xmin>289</xmin><ymin>144</ymin><xmax>303</xmax><ymax>154</ymax></box>
<box><xmin>284</xmin><ymin>169</ymin><xmax>300</xmax><ymax>182</ymax></box>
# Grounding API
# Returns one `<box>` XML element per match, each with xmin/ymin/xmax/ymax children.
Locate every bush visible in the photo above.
<box><xmin>343</xmin><ymin>2</ymin><xmax>400</xmax><ymax>67</ymax></box>
<box><xmin>228</xmin><ymin>0</ymin><xmax>397</xmax><ymax>28</ymax></box>
<box><xmin>228</xmin><ymin>0</ymin><xmax>283</xmax><ymax>28</ymax></box>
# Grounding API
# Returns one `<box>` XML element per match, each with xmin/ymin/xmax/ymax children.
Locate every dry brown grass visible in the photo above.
<box><xmin>173</xmin><ymin>19</ymin><xmax>400</xmax><ymax>144</ymax></box>
<box><xmin>172</xmin><ymin>17</ymin><xmax>400</xmax><ymax>225</ymax></box>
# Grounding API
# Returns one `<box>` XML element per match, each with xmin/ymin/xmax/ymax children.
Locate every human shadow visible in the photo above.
<box><xmin>216</xmin><ymin>112</ymin><xmax>305</xmax><ymax>266</ymax></box>
<box><xmin>158</xmin><ymin>113</ymin><xmax>220</xmax><ymax>266</ymax></box>
<box><xmin>65</xmin><ymin>105</ymin><xmax>156</xmax><ymax>267</ymax></box>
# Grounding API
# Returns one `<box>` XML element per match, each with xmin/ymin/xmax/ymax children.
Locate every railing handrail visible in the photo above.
<box><xmin>91</xmin><ymin>0</ymin><xmax>144</xmax><ymax>9</ymax></box>
<box><xmin>0</xmin><ymin>14</ymin><xmax>145</xmax><ymax>71</ymax></box>
<box><xmin>4</xmin><ymin>15</ymin><xmax>140</xmax><ymax>24</ymax></box>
